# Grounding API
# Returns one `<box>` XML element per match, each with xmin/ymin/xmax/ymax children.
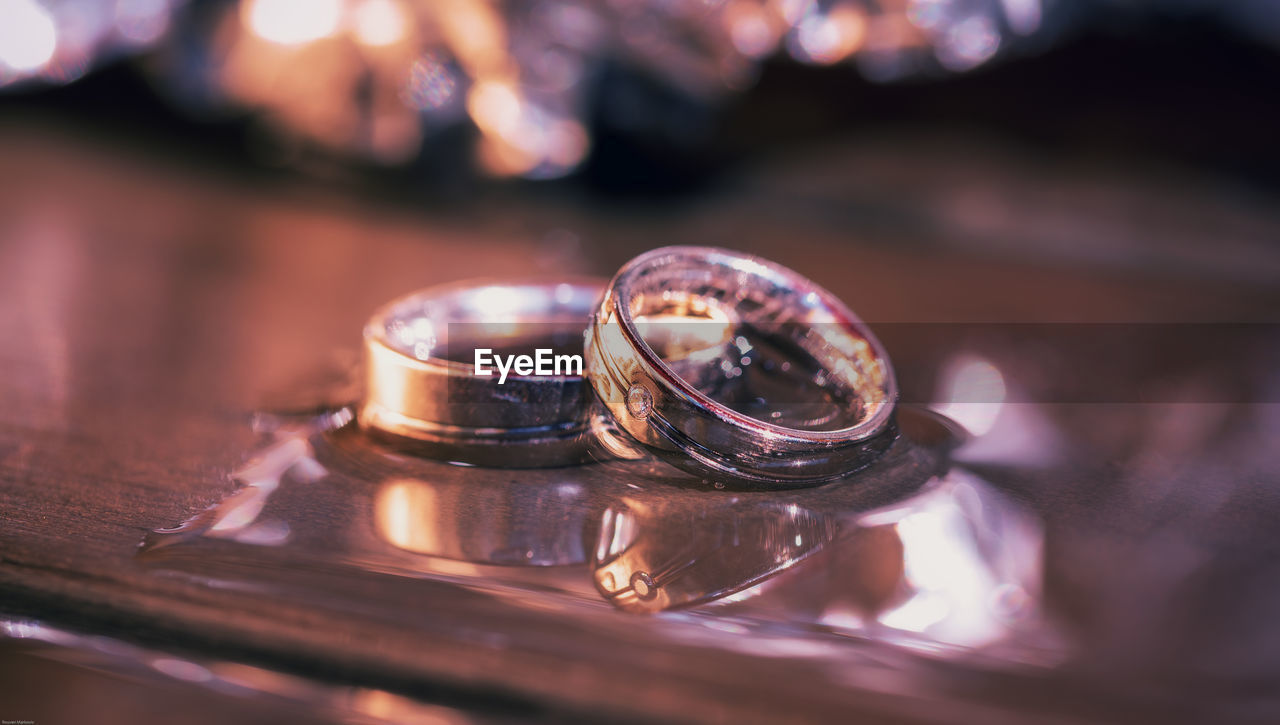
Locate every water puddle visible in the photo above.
<box><xmin>135</xmin><ymin>403</ymin><xmax>1065</xmax><ymax>675</ymax></box>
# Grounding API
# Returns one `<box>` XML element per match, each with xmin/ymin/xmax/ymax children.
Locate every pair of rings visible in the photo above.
<box><xmin>360</xmin><ymin>246</ymin><xmax>898</xmax><ymax>488</ymax></box>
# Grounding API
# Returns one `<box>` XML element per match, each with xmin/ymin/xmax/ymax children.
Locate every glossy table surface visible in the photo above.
<box><xmin>1</xmin><ymin>114</ymin><xmax>1278</xmax><ymax>724</ymax></box>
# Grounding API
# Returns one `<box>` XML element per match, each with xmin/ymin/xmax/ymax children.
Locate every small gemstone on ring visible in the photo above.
<box><xmin>631</xmin><ymin>571</ymin><xmax>657</xmax><ymax>599</ymax></box>
<box><xmin>626</xmin><ymin>385</ymin><xmax>653</xmax><ymax>419</ymax></box>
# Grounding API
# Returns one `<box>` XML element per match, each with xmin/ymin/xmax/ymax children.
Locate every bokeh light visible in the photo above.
<box><xmin>244</xmin><ymin>0</ymin><xmax>343</xmax><ymax>46</ymax></box>
<box><xmin>0</xmin><ymin>0</ymin><xmax>57</xmax><ymax>73</ymax></box>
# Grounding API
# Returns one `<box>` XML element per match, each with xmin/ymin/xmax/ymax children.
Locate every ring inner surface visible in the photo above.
<box><xmin>382</xmin><ymin>283</ymin><xmax>597</xmax><ymax>374</ymax></box>
<box><xmin>621</xmin><ymin>263</ymin><xmax>889</xmax><ymax>433</ymax></box>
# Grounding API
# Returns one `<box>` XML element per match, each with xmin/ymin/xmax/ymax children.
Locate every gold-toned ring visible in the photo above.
<box><xmin>360</xmin><ymin>278</ymin><xmax>604</xmax><ymax>467</ymax></box>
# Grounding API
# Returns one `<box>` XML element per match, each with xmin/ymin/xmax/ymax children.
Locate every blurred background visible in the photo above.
<box><xmin>2</xmin><ymin>1</ymin><xmax>1280</xmax><ymax>724</ymax></box>
<box><xmin>2</xmin><ymin>0</ymin><xmax>1280</xmax><ymax>192</ymax></box>
<box><xmin>4</xmin><ymin>0</ymin><xmax>1280</xmax><ymax>284</ymax></box>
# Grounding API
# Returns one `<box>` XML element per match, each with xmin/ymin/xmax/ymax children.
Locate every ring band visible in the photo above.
<box><xmin>360</xmin><ymin>279</ymin><xmax>604</xmax><ymax>467</ymax></box>
<box><xmin>585</xmin><ymin>246</ymin><xmax>899</xmax><ymax>487</ymax></box>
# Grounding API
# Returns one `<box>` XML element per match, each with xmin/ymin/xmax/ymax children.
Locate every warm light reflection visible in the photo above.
<box><xmin>933</xmin><ymin>355</ymin><xmax>1063</xmax><ymax>466</ymax></box>
<box><xmin>468</xmin><ymin>79</ymin><xmax>521</xmax><ymax>129</ymax></box>
<box><xmin>409</xmin><ymin>317</ymin><xmax>437</xmax><ymax>359</ymax></box>
<box><xmin>890</xmin><ymin>505</ymin><xmax>1004</xmax><ymax>644</ymax></box>
<box><xmin>594</xmin><ymin>506</ymin><xmax>646</xmax><ymax>600</ymax></box>
<box><xmin>244</xmin><ymin>0</ymin><xmax>343</xmax><ymax>46</ymax></box>
<box><xmin>725</xmin><ymin>1</ymin><xmax>782</xmax><ymax>58</ymax></box>
<box><xmin>823</xmin><ymin>472</ymin><xmax>1045</xmax><ymax>652</ymax></box>
<box><xmin>935</xmin><ymin>14</ymin><xmax>1000</xmax><ymax>71</ymax></box>
<box><xmin>588</xmin><ymin>412</ymin><xmax>648</xmax><ymax>461</ymax></box>
<box><xmin>434</xmin><ymin>0</ymin><xmax>507</xmax><ymax>80</ymax></box>
<box><xmin>466</xmin><ymin>77</ymin><xmax>589</xmax><ymax>177</ymax></box>
<box><xmin>347</xmin><ymin>690</ymin><xmax>470</xmax><ymax>725</ymax></box>
<box><xmin>1</xmin><ymin>0</ymin><xmax>1052</xmax><ymax>177</ymax></box>
<box><xmin>351</xmin><ymin>0</ymin><xmax>407</xmax><ymax>47</ymax></box>
<box><xmin>879</xmin><ymin>589</ymin><xmax>951</xmax><ymax>633</ymax></box>
<box><xmin>472</xmin><ymin>283</ymin><xmax>527</xmax><ymax>317</ymax></box>
<box><xmin>593</xmin><ymin>497</ymin><xmax>837</xmax><ymax>613</ymax></box>
<box><xmin>787</xmin><ymin>4</ymin><xmax>866</xmax><ymax>65</ymax></box>
<box><xmin>373</xmin><ymin>476</ymin><xmax>592</xmax><ymax>566</ymax></box>
<box><xmin>0</xmin><ymin>0</ymin><xmax>57</xmax><ymax>73</ymax></box>
<box><xmin>375</xmin><ymin>479</ymin><xmax>442</xmax><ymax>554</ymax></box>
<box><xmin>207</xmin><ymin>436</ymin><xmax>315</xmax><ymax>533</ymax></box>
<box><xmin>598</xmin><ymin>507</ymin><xmax>639</xmax><ymax>563</ymax></box>
<box><xmin>463</xmin><ymin>284</ymin><xmax>531</xmax><ymax>340</ymax></box>
<box><xmin>773</xmin><ymin>0</ymin><xmax>816</xmax><ymax>26</ymax></box>
<box><xmin>151</xmin><ymin>657</ymin><xmax>214</xmax><ymax>683</ymax></box>
<box><xmin>141</xmin><ymin>429</ymin><xmax>326</xmax><ymax>551</ymax></box>
<box><xmin>934</xmin><ymin>355</ymin><xmax>1006</xmax><ymax>436</ymax></box>
<box><xmin>634</xmin><ymin>313</ymin><xmax>735</xmax><ymax>361</ymax></box>
<box><xmin>0</xmin><ymin>620</ymin><xmax>475</xmax><ymax>722</ymax></box>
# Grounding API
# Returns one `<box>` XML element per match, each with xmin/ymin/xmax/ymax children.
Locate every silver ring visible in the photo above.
<box><xmin>360</xmin><ymin>278</ymin><xmax>604</xmax><ymax>467</ymax></box>
<box><xmin>585</xmin><ymin>246</ymin><xmax>899</xmax><ymax>487</ymax></box>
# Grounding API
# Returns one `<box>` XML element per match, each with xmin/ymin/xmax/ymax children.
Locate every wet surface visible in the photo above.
<box><xmin>0</xmin><ymin>620</ymin><xmax>476</xmax><ymax>725</ymax></box>
<box><xmin>140</xmin><ymin>406</ymin><xmax>1032</xmax><ymax>634</ymax></box>
<box><xmin>127</xmin><ymin>399</ymin><xmax>1075</xmax><ymax>720</ymax></box>
<box><xmin>2</xmin><ymin>122</ymin><xmax>1279</xmax><ymax>722</ymax></box>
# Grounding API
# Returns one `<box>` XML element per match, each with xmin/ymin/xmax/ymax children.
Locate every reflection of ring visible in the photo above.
<box><xmin>586</xmin><ymin>246</ymin><xmax>899</xmax><ymax>487</ymax></box>
<box><xmin>360</xmin><ymin>279</ymin><xmax>603</xmax><ymax>467</ymax></box>
<box><xmin>590</xmin><ymin>407</ymin><xmax>960</xmax><ymax>612</ymax></box>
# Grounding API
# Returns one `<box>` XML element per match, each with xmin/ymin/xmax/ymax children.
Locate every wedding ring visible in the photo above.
<box><xmin>585</xmin><ymin>246</ymin><xmax>898</xmax><ymax>487</ymax></box>
<box><xmin>360</xmin><ymin>279</ymin><xmax>604</xmax><ymax>467</ymax></box>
